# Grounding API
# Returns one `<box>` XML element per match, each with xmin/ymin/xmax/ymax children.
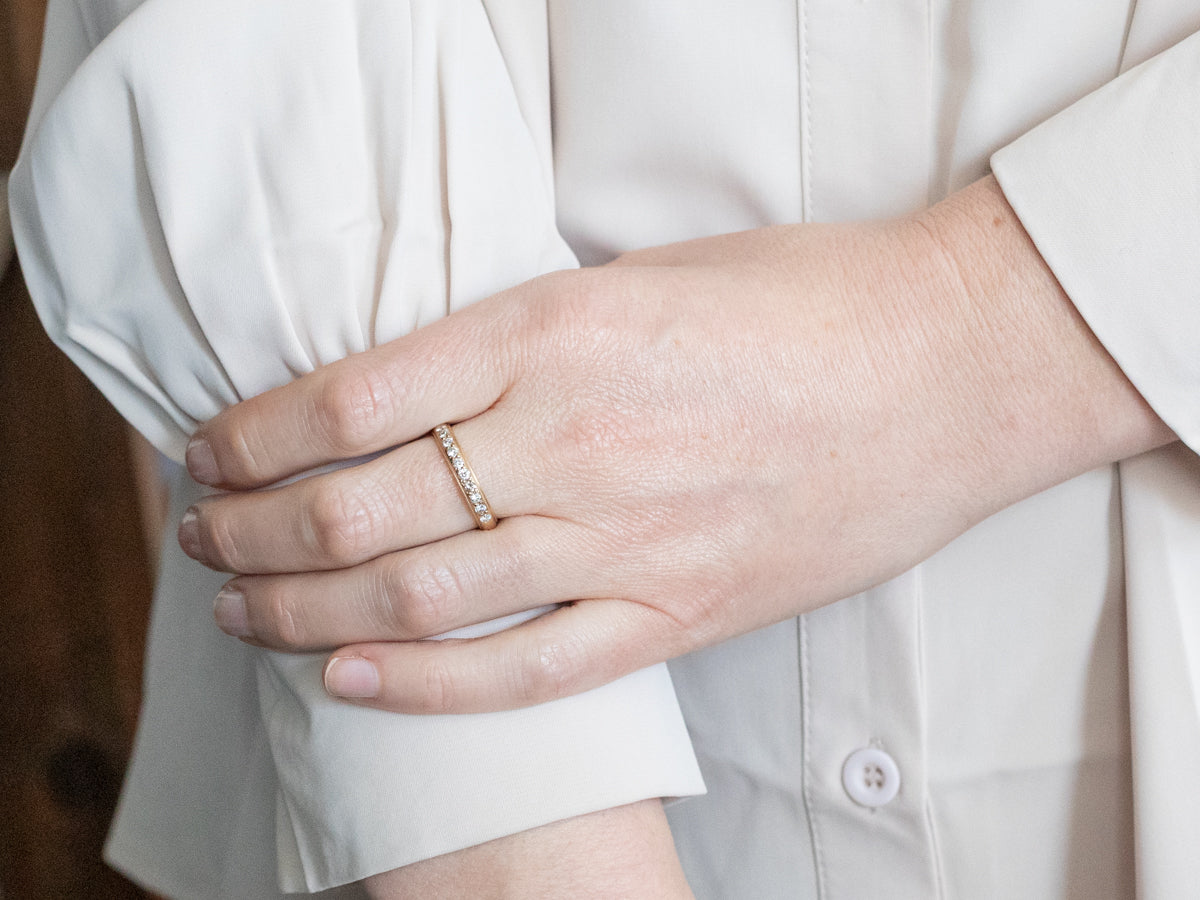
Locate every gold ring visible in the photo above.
<box><xmin>432</xmin><ymin>424</ymin><xmax>497</xmax><ymax>530</ymax></box>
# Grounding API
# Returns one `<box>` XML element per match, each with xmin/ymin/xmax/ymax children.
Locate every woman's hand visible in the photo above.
<box><xmin>176</xmin><ymin>176</ymin><xmax>1171</xmax><ymax>713</ymax></box>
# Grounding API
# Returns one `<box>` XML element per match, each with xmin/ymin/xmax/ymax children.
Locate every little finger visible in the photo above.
<box><xmin>321</xmin><ymin>598</ymin><xmax>686</xmax><ymax>713</ymax></box>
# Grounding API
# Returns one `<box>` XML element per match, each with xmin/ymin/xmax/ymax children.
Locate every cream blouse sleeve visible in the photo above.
<box><xmin>10</xmin><ymin>0</ymin><xmax>703</xmax><ymax>894</ymax></box>
<box><xmin>991</xmin><ymin>20</ymin><xmax>1200</xmax><ymax>453</ymax></box>
<box><xmin>991</xmin><ymin>17</ymin><xmax>1200</xmax><ymax>898</ymax></box>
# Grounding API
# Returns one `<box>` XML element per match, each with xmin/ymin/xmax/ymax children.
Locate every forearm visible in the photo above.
<box><xmin>908</xmin><ymin>175</ymin><xmax>1175</xmax><ymax>523</ymax></box>
<box><xmin>362</xmin><ymin>800</ymin><xmax>693</xmax><ymax>900</ymax></box>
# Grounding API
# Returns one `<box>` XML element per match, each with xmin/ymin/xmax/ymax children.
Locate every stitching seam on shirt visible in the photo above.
<box><xmin>71</xmin><ymin>0</ymin><xmax>99</xmax><ymax>49</ymax></box>
<box><xmin>924</xmin><ymin>0</ymin><xmax>936</xmax><ymax>209</ymax></box>
<box><xmin>799</xmin><ymin>615</ymin><xmax>828</xmax><ymax>899</ymax></box>
<box><xmin>914</xmin><ymin>565</ymin><xmax>948</xmax><ymax>899</ymax></box>
<box><xmin>1115</xmin><ymin>0</ymin><xmax>1140</xmax><ymax>76</ymax></box>
<box><xmin>798</xmin><ymin>0</ymin><xmax>812</xmax><ymax>223</ymax></box>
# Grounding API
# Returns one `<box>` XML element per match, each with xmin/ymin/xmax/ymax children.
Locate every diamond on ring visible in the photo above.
<box><xmin>432</xmin><ymin>424</ymin><xmax>498</xmax><ymax>530</ymax></box>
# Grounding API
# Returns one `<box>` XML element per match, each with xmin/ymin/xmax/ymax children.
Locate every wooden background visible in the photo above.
<box><xmin>1</xmin><ymin>2</ymin><xmax>158</xmax><ymax>897</ymax></box>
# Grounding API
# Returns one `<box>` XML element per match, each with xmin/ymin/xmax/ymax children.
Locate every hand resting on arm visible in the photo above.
<box><xmin>178</xmin><ymin>175</ymin><xmax>1174</xmax><ymax>713</ymax></box>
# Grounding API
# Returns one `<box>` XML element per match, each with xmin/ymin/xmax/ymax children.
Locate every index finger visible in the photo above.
<box><xmin>185</xmin><ymin>302</ymin><xmax>514</xmax><ymax>489</ymax></box>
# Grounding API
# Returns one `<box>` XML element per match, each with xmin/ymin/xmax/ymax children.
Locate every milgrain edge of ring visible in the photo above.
<box><xmin>432</xmin><ymin>423</ymin><xmax>498</xmax><ymax>530</ymax></box>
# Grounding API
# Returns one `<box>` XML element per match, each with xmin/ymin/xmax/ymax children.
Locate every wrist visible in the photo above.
<box><xmin>910</xmin><ymin>176</ymin><xmax>1174</xmax><ymax>517</ymax></box>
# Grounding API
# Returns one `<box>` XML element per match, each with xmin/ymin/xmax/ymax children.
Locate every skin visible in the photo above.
<box><xmin>177</xmin><ymin>175</ymin><xmax>1173</xmax><ymax>709</ymax></box>
<box><xmin>175</xmin><ymin>175</ymin><xmax>1174</xmax><ymax>890</ymax></box>
<box><xmin>362</xmin><ymin>800</ymin><xmax>692</xmax><ymax>899</ymax></box>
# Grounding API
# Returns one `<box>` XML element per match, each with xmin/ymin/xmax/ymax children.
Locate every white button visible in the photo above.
<box><xmin>841</xmin><ymin>747</ymin><xmax>901</xmax><ymax>808</ymax></box>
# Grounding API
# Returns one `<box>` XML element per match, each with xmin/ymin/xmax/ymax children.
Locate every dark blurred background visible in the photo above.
<box><xmin>2</xmin><ymin>3</ymin><xmax>161</xmax><ymax>896</ymax></box>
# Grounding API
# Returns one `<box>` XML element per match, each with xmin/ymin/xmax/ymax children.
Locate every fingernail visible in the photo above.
<box><xmin>214</xmin><ymin>587</ymin><xmax>250</xmax><ymax>638</ymax></box>
<box><xmin>178</xmin><ymin>508</ymin><xmax>202</xmax><ymax>559</ymax></box>
<box><xmin>186</xmin><ymin>437</ymin><xmax>220</xmax><ymax>485</ymax></box>
<box><xmin>324</xmin><ymin>657</ymin><xmax>380</xmax><ymax>699</ymax></box>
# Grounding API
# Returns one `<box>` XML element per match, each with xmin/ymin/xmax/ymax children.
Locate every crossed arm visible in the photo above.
<box><xmin>173</xmin><ymin>176</ymin><xmax>1172</xmax><ymax>891</ymax></box>
<box><xmin>180</xmin><ymin>176</ymin><xmax>1171</xmax><ymax>712</ymax></box>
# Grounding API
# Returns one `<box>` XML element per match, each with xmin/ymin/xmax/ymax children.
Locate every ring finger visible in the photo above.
<box><xmin>179</xmin><ymin>414</ymin><xmax>531</xmax><ymax>574</ymax></box>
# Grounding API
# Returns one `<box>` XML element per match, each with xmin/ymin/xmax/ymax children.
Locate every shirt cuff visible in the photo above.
<box><xmin>991</xmin><ymin>30</ymin><xmax>1200</xmax><ymax>453</ymax></box>
<box><xmin>262</xmin><ymin>653</ymin><xmax>704</xmax><ymax>893</ymax></box>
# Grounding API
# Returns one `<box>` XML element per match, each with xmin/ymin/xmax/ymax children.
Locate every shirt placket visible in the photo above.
<box><xmin>796</xmin><ymin>1</ymin><xmax>942</xmax><ymax>897</ymax></box>
<box><xmin>800</xmin><ymin>574</ymin><xmax>943</xmax><ymax>898</ymax></box>
<box><xmin>797</xmin><ymin>0</ymin><xmax>934</xmax><ymax>223</ymax></box>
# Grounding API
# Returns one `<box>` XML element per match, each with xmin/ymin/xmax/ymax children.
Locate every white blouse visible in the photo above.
<box><xmin>12</xmin><ymin>1</ymin><xmax>702</xmax><ymax>895</ymax></box>
<box><xmin>12</xmin><ymin>0</ymin><xmax>1200</xmax><ymax>898</ymax></box>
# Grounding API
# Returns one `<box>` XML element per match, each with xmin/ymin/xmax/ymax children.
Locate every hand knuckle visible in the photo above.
<box><xmin>316</xmin><ymin>363</ymin><xmax>396</xmax><ymax>454</ymax></box>
<box><xmin>421</xmin><ymin>656</ymin><xmax>458</xmax><ymax>714</ymax></box>
<box><xmin>263</xmin><ymin>585</ymin><xmax>306</xmax><ymax>648</ymax></box>
<box><xmin>203</xmin><ymin>512</ymin><xmax>243</xmax><ymax>571</ymax></box>
<box><xmin>386</xmin><ymin>559</ymin><xmax>461</xmax><ymax>636</ymax></box>
<box><xmin>217</xmin><ymin>423</ymin><xmax>258</xmax><ymax>484</ymax></box>
<box><xmin>307</xmin><ymin>482</ymin><xmax>376</xmax><ymax>566</ymax></box>
<box><xmin>521</xmin><ymin>636</ymin><xmax>582</xmax><ymax>704</ymax></box>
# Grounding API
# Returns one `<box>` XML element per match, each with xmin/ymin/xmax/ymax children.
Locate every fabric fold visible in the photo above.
<box><xmin>11</xmin><ymin>1</ymin><xmax>703</xmax><ymax>893</ymax></box>
<box><xmin>993</xmin><ymin>27</ymin><xmax>1200</xmax><ymax>898</ymax></box>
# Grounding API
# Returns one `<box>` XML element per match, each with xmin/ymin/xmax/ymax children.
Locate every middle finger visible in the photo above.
<box><xmin>179</xmin><ymin>418</ymin><xmax>522</xmax><ymax>574</ymax></box>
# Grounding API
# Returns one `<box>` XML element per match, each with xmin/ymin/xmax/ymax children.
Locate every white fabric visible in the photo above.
<box><xmin>14</xmin><ymin>0</ymin><xmax>575</xmax><ymax>460</ymax></box>
<box><xmin>11</xmin><ymin>1</ymin><xmax>1200</xmax><ymax>898</ymax></box>
<box><xmin>548</xmin><ymin>3</ymin><xmax>1200</xmax><ymax>898</ymax></box>
<box><xmin>10</xmin><ymin>1</ymin><xmax>703</xmax><ymax>895</ymax></box>
<box><xmin>992</xmin><ymin>20</ymin><xmax>1200</xmax><ymax>897</ymax></box>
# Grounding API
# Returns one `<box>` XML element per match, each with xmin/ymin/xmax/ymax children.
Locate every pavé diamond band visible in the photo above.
<box><xmin>432</xmin><ymin>424</ymin><xmax>497</xmax><ymax>530</ymax></box>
